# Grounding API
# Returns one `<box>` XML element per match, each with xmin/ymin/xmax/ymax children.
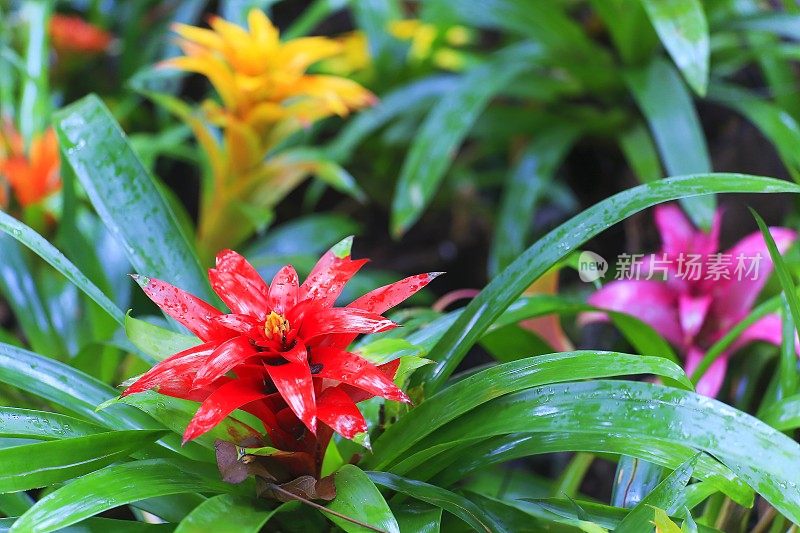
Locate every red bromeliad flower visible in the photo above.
<box><xmin>122</xmin><ymin>239</ymin><xmax>439</xmax><ymax>461</ymax></box>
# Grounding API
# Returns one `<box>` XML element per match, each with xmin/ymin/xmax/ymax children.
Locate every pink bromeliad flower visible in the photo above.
<box><xmin>583</xmin><ymin>204</ymin><xmax>796</xmax><ymax>397</ymax></box>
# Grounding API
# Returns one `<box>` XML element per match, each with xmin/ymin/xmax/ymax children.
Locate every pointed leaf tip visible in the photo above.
<box><xmin>331</xmin><ymin>236</ymin><xmax>354</xmax><ymax>259</ymax></box>
<box><xmin>130</xmin><ymin>274</ymin><xmax>150</xmax><ymax>288</ymax></box>
<box><xmin>353</xmin><ymin>431</ymin><xmax>371</xmax><ymax>452</ymax></box>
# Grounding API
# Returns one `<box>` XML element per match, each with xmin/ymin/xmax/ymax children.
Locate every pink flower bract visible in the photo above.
<box><xmin>583</xmin><ymin>204</ymin><xmax>796</xmax><ymax>397</ymax></box>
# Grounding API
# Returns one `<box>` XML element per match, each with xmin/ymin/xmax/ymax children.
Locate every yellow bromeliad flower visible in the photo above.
<box><xmin>166</xmin><ymin>9</ymin><xmax>375</xmax><ymax>143</ymax></box>
<box><xmin>159</xmin><ymin>10</ymin><xmax>375</xmax><ymax>255</ymax></box>
<box><xmin>319</xmin><ymin>19</ymin><xmax>475</xmax><ymax>78</ymax></box>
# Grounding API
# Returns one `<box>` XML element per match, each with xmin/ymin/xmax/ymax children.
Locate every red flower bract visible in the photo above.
<box><xmin>122</xmin><ymin>238</ymin><xmax>439</xmax><ymax>450</ymax></box>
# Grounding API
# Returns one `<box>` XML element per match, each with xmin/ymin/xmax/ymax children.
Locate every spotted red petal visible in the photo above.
<box><xmin>240</xmin><ymin>400</ymin><xmax>285</xmax><ymax>436</ymax></box>
<box><xmin>327</xmin><ymin>272</ymin><xmax>442</xmax><ymax>348</ymax></box>
<box><xmin>183</xmin><ymin>379</ymin><xmax>268</xmax><ymax>443</ymax></box>
<box><xmin>132</xmin><ymin>276</ymin><xmax>230</xmax><ymax>342</ymax></box>
<box><xmin>300</xmin><ymin>238</ymin><xmax>368</xmax><ymax>307</ymax></box>
<box><xmin>209</xmin><ymin>269</ymin><xmax>269</xmax><ymax>319</ymax></box>
<box><xmin>300</xmin><ymin>307</ymin><xmax>397</xmax><ymax>339</ymax></box>
<box><xmin>269</xmin><ymin>265</ymin><xmax>300</xmax><ymax>314</ymax></box>
<box><xmin>215</xmin><ymin>249</ymin><xmax>269</xmax><ymax>293</ymax></box>
<box><xmin>211</xmin><ymin>313</ymin><xmax>260</xmax><ymax>334</ymax></box>
<box><xmin>265</xmin><ymin>361</ymin><xmax>317</xmax><ymax>435</ymax></box>
<box><xmin>337</xmin><ymin>359</ymin><xmax>403</xmax><ymax>404</ymax></box>
<box><xmin>312</xmin><ymin>348</ymin><xmax>409</xmax><ymax>403</ymax></box>
<box><xmin>349</xmin><ymin>272</ymin><xmax>442</xmax><ymax>314</ymax></box>
<box><xmin>316</xmin><ymin>387</ymin><xmax>368</xmax><ymax>440</ymax></box>
<box><xmin>193</xmin><ymin>336</ymin><xmax>258</xmax><ymax>389</ymax></box>
<box><xmin>281</xmin><ymin>341</ymin><xmax>307</xmax><ymax>364</ymax></box>
<box><xmin>121</xmin><ymin>342</ymin><xmax>216</xmax><ymax>397</ymax></box>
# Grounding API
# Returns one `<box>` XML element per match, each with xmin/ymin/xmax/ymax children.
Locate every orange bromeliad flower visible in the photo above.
<box><xmin>50</xmin><ymin>14</ymin><xmax>112</xmax><ymax>54</ymax></box>
<box><xmin>0</xmin><ymin>123</ymin><xmax>60</xmax><ymax>207</ymax></box>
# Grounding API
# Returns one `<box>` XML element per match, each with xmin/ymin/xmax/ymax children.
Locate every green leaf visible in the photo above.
<box><xmin>393</xmin><ymin>502</ymin><xmax>442</xmax><ymax>533</ymax></box>
<box><xmin>554</xmin><ymin>453</ymin><xmax>595</xmax><ymax>499</ymax></box>
<box><xmin>325</xmin><ymin>76</ymin><xmax>458</xmax><ymax>162</ymax></box>
<box><xmin>720</xmin><ymin>12</ymin><xmax>800</xmax><ymax>40</ymax></box>
<box><xmin>282</xmin><ymin>0</ymin><xmax>346</xmax><ymax>39</ymax></box>
<box><xmin>624</xmin><ymin>60</ymin><xmax>713</xmax><ymax>229</ymax></box>
<box><xmin>10</xmin><ymin>459</ymin><xmax>233</xmax><ymax>533</ymax></box>
<box><xmin>367</xmin><ymin>471</ymin><xmax>500</xmax><ymax>533</ymax></box>
<box><xmin>417</xmin><ymin>432</ymin><xmax>747</xmax><ymax>506</ymax></box>
<box><xmin>0</xmin><ymin>212</ymin><xmax>125</xmax><ymax>326</ymax></box>
<box><xmin>390</xmin><ymin>43</ymin><xmax>542</xmax><ymax>236</ymax></box>
<box><xmin>371</xmin><ymin>351</ymin><xmax>693</xmax><ymax>470</ymax></box>
<box><xmin>488</xmin><ymin>295</ymin><xmax>678</xmax><ymax>363</ymax></box>
<box><xmin>53</xmin><ymin>95</ymin><xmax>213</xmax><ymax>303</ymax></box>
<box><xmin>778</xmin><ymin>296</ymin><xmax>798</xmax><ymax>401</ymax></box>
<box><xmin>405</xmin><ymin>380</ymin><xmax>800</xmax><ymax>524</ymax></box>
<box><xmin>0</xmin><ymin>341</ymin><xmax>159</xmax><ymax>431</ymax></box>
<box><xmin>651</xmin><ymin>508</ymin><xmax>681</xmax><ymax>533</ymax></box>
<box><xmin>761</xmin><ymin>394</ymin><xmax>800</xmax><ymax>430</ymax></box>
<box><xmin>351</xmin><ymin>0</ymin><xmax>402</xmax><ymax>74</ymax></box>
<box><xmin>174</xmin><ymin>495</ymin><xmax>290</xmax><ymax>533</ymax></box>
<box><xmin>423</xmin><ymin>0</ymin><xmax>600</xmax><ymax>58</ymax></box>
<box><xmin>710</xmin><ymin>84</ymin><xmax>800</xmax><ymax>183</ymax></box>
<box><xmin>0</xmin><ymin>430</ymin><xmax>166</xmax><ymax>492</ymax></box>
<box><xmin>111</xmin><ymin>390</ymin><xmax>261</xmax><ymax>454</ymax></box>
<box><xmin>18</xmin><ymin>0</ymin><xmax>51</xmax><ymax>143</ymax></box>
<box><xmin>489</xmin><ymin>125</ymin><xmax>579</xmax><ymax>276</ymax></box>
<box><xmin>611</xmin><ymin>457</ymin><xmax>663</xmax><ymax>508</ymax></box>
<box><xmin>278</xmin><ymin>148</ymin><xmax>366</xmax><ymax>202</ymax></box>
<box><xmin>245</xmin><ymin>213</ymin><xmax>360</xmax><ymax>261</ymax></box>
<box><xmin>0</xmin><ymin>233</ymin><xmax>62</xmax><ymax>355</ymax></box>
<box><xmin>750</xmin><ymin>208</ymin><xmax>800</xmax><ymax>400</ymax></box>
<box><xmin>0</xmin><ymin>408</ymin><xmax>103</xmax><ymax>440</ymax></box>
<box><xmin>1</xmin><ymin>517</ymin><xmax>174</xmax><ymax>532</ymax></box>
<box><xmin>640</xmin><ymin>0</ymin><xmax>709</xmax><ymax>95</ymax></box>
<box><xmin>615</xmin><ymin>455</ymin><xmax>697</xmax><ymax>532</ymax></box>
<box><xmin>328</xmin><ymin>465</ymin><xmax>400</xmax><ymax>533</ymax></box>
<box><xmin>0</xmin><ymin>493</ymin><xmax>34</xmax><ymax>517</ymax></box>
<box><xmin>416</xmin><ymin>173</ymin><xmax>799</xmax><ymax>393</ymax></box>
<box><xmin>125</xmin><ymin>312</ymin><xmax>200</xmax><ymax>362</ymax></box>
<box><xmin>618</xmin><ymin>122</ymin><xmax>662</xmax><ymax>183</ymax></box>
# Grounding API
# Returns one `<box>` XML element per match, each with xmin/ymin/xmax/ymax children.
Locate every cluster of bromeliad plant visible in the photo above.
<box><xmin>4</xmin><ymin>1</ymin><xmax>800</xmax><ymax>532</ymax></box>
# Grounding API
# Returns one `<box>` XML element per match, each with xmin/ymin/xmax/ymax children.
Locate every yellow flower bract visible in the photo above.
<box><xmin>165</xmin><ymin>9</ymin><xmax>375</xmax><ymax>136</ymax></box>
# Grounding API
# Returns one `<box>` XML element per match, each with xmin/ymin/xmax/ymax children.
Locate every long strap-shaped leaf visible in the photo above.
<box><xmin>406</xmin><ymin>380</ymin><xmax>800</xmax><ymax>525</ymax></box>
<box><xmin>53</xmin><ymin>94</ymin><xmax>213</xmax><ymax>302</ymax></box>
<box><xmin>372</xmin><ymin>351</ymin><xmax>692</xmax><ymax>469</ymax></box>
<box><xmin>0</xmin><ymin>430</ymin><xmax>166</xmax><ymax>493</ymax></box>
<box><xmin>0</xmin><ymin>407</ymin><xmax>104</xmax><ymax>439</ymax></box>
<box><xmin>615</xmin><ymin>454</ymin><xmax>697</xmax><ymax>532</ymax></box>
<box><xmin>367</xmin><ymin>471</ymin><xmax>499</xmax><ymax>533</ymax></box>
<box><xmin>625</xmin><ymin>60</ymin><xmax>714</xmax><ymax>228</ymax></box>
<box><xmin>418</xmin><ymin>174</ymin><xmax>800</xmax><ymax>393</ymax></box>
<box><xmin>0</xmin><ymin>341</ymin><xmax>154</xmax><ymax>429</ymax></box>
<box><xmin>640</xmin><ymin>0</ymin><xmax>709</xmax><ymax>96</ymax></box>
<box><xmin>390</xmin><ymin>42</ymin><xmax>542</xmax><ymax>236</ymax></box>
<box><xmin>402</xmin><ymin>434</ymin><xmax>748</xmax><ymax>507</ymax></box>
<box><xmin>0</xmin><ymin>211</ymin><xmax>125</xmax><ymax>325</ymax></box>
<box><xmin>328</xmin><ymin>465</ymin><xmax>400</xmax><ymax>533</ymax></box>
<box><xmin>10</xmin><ymin>459</ymin><xmax>236</xmax><ymax>533</ymax></box>
<box><xmin>174</xmin><ymin>495</ymin><xmax>290</xmax><ymax>533</ymax></box>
